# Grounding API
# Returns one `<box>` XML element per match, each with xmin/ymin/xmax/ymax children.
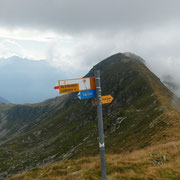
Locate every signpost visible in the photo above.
<box><xmin>95</xmin><ymin>70</ymin><xmax>107</xmax><ymax>180</ymax></box>
<box><xmin>54</xmin><ymin>72</ymin><xmax>113</xmax><ymax>180</ymax></box>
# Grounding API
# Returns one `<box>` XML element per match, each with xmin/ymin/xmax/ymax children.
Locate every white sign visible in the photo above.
<box><xmin>54</xmin><ymin>77</ymin><xmax>95</xmax><ymax>94</ymax></box>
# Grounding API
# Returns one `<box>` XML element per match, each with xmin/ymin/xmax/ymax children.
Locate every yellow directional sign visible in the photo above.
<box><xmin>56</xmin><ymin>77</ymin><xmax>95</xmax><ymax>94</ymax></box>
<box><xmin>101</xmin><ymin>95</ymin><xmax>114</xmax><ymax>104</ymax></box>
<box><xmin>94</xmin><ymin>95</ymin><xmax>114</xmax><ymax>104</ymax></box>
<box><xmin>59</xmin><ymin>83</ymin><xmax>79</xmax><ymax>94</ymax></box>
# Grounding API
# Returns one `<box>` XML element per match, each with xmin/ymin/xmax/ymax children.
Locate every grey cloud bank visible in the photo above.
<box><xmin>0</xmin><ymin>0</ymin><xmax>180</xmax><ymax>33</ymax></box>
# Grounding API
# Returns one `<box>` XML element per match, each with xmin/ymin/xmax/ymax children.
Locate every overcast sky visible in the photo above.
<box><xmin>0</xmin><ymin>0</ymin><xmax>180</xmax><ymax>102</ymax></box>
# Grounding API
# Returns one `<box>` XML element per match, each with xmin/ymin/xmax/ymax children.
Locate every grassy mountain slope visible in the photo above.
<box><xmin>0</xmin><ymin>95</ymin><xmax>70</xmax><ymax>144</ymax></box>
<box><xmin>10</xmin><ymin>140</ymin><xmax>180</xmax><ymax>180</ymax></box>
<box><xmin>0</xmin><ymin>53</ymin><xmax>180</xmax><ymax>179</ymax></box>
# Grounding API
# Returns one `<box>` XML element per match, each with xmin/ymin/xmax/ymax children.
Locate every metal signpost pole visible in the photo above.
<box><xmin>95</xmin><ymin>70</ymin><xmax>107</xmax><ymax>180</ymax></box>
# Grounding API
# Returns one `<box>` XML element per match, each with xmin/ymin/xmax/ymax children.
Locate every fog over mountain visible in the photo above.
<box><xmin>146</xmin><ymin>58</ymin><xmax>180</xmax><ymax>98</ymax></box>
<box><xmin>0</xmin><ymin>54</ymin><xmax>179</xmax><ymax>104</ymax></box>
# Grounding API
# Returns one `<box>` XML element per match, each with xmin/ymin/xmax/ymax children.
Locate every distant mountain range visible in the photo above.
<box><xmin>1</xmin><ymin>53</ymin><xmax>180</xmax><ymax>179</ymax></box>
<box><xmin>0</xmin><ymin>96</ymin><xmax>9</xmax><ymax>104</ymax></box>
<box><xmin>0</xmin><ymin>56</ymin><xmax>69</xmax><ymax>104</ymax></box>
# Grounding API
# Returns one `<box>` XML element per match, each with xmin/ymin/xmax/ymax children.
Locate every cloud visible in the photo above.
<box><xmin>0</xmin><ymin>27</ymin><xmax>72</xmax><ymax>42</ymax></box>
<box><xmin>0</xmin><ymin>0</ymin><xmax>180</xmax><ymax>99</ymax></box>
<box><xmin>45</xmin><ymin>24</ymin><xmax>180</xmax><ymax>97</ymax></box>
<box><xmin>46</xmin><ymin>34</ymin><xmax>116</xmax><ymax>76</ymax></box>
<box><xmin>147</xmin><ymin>56</ymin><xmax>180</xmax><ymax>97</ymax></box>
<box><xmin>46</xmin><ymin>23</ymin><xmax>180</xmax><ymax>70</ymax></box>
<box><xmin>0</xmin><ymin>0</ymin><xmax>180</xmax><ymax>34</ymax></box>
<box><xmin>0</xmin><ymin>40</ymin><xmax>24</xmax><ymax>57</ymax></box>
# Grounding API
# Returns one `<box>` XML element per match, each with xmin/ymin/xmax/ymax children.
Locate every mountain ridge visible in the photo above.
<box><xmin>0</xmin><ymin>52</ymin><xmax>180</xmax><ymax>179</ymax></box>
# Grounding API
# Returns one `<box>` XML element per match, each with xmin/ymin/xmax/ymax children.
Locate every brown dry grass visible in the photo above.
<box><xmin>9</xmin><ymin>140</ymin><xmax>180</xmax><ymax>180</ymax></box>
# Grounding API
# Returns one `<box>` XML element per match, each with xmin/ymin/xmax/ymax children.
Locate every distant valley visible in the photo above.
<box><xmin>0</xmin><ymin>56</ymin><xmax>68</xmax><ymax>104</ymax></box>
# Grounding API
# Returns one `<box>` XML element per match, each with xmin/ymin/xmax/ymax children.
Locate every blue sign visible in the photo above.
<box><xmin>77</xmin><ymin>89</ymin><xmax>96</xmax><ymax>100</ymax></box>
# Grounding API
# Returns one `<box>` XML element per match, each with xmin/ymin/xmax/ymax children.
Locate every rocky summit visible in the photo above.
<box><xmin>0</xmin><ymin>53</ymin><xmax>180</xmax><ymax>179</ymax></box>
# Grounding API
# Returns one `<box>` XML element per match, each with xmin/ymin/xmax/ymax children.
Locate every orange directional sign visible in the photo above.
<box><xmin>94</xmin><ymin>95</ymin><xmax>114</xmax><ymax>104</ymax></box>
<box><xmin>101</xmin><ymin>95</ymin><xmax>114</xmax><ymax>104</ymax></box>
<box><xmin>54</xmin><ymin>77</ymin><xmax>95</xmax><ymax>94</ymax></box>
<box><xmin>59</xmin><ymin>83</ymin><xmax>79</xmax><ymax>94</ymax></box>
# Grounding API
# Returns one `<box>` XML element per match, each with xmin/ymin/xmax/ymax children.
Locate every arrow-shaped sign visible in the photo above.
<box><xmin>77</xmin><ymin>89</ymin><xmax>96</xmax><ymax>100</ymax></box>
<box><xmin>101</xmin><ymin>95</ymin><xmax>114</xmax><ymax>104</ymax></box>
<box><xmin>94</xmin><ymin>95</ymin><xmax>114</xmax><ymax>104</ymax></box>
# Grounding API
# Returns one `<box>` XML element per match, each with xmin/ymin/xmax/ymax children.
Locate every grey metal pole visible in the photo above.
<box><xmin>95</xmin><ymin>70</ymin><xmax>107</xmax><ymax>180</ymax></box>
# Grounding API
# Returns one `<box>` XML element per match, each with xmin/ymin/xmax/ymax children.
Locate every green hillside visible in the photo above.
<box><xmin>10</xmin><ymin>140</ymin><xmax>180</xmax><ymax>180</ymax></box>
<box><xmin>0</xmin><ymin>95</ymin><xmax>70</xmax><ymax>144</ymax></box>
<box><xmin>0</xmin><ymin>53</ymin><xmax>180</xmax><ymax>179</ymax></box>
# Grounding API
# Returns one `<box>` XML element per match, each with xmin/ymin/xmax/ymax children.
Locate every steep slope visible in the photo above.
<box><xmin>10</xmin><ymin>141</ymin><xmax>180</xmax><ymax>180</ymax></box>
<box><xmin>0</xmin><ymin>53</ymin><xmax>180</xmax><ymax>179</ymax></box>
<box><xmin>0</xmin><ymin>95</ymin><xmax>70</xmax><ymax>144</ymax></box>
